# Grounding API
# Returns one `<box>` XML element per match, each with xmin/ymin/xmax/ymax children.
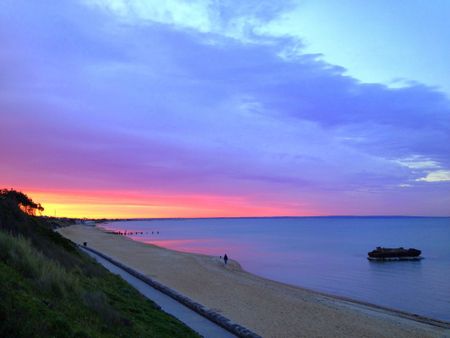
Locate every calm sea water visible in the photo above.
<box><xmin>99</xmin><ymin>217</ymin><xmax>450</xmax><ymax>321</ymax></box>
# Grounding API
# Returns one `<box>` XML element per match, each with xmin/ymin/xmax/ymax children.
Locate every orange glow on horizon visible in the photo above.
<box><xmin>22</xmin><ymin>188</ymin><xmax>315</xmax><ymax>219</ymax></box>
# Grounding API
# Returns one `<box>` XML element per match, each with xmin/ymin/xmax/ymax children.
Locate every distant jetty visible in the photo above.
<box><xmin>368</xmin><ymin>247</ymin><xmax>422</xmax><ymax>261</ymax></box>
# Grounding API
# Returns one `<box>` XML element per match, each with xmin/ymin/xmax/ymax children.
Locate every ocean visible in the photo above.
<box><xmin>99</xmin><ymin>217</ymin><xmax>450</xmax><ymax>322</ymax></box>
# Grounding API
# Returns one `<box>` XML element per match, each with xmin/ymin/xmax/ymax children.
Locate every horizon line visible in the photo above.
<box><xmin>49</xmin><ymin>215</ymin><xmax>450</xmax><ymax>220</ymax></box>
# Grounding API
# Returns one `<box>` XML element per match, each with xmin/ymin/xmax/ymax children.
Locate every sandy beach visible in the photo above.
<box><xmin>58</xmin><ymin>224</ymin><xmax>449</xmax><ymax>338</ymax></box>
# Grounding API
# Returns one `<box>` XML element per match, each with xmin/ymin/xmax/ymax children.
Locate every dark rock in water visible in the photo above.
<box><xmin>368</xmin><ymin>247</ymin><xmax>421</xmax><ymax>260</ymax></box>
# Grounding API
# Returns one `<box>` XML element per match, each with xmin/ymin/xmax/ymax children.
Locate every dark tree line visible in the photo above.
<box><xmin>0</xmin><ymin>189</ymin><xmax>44</xmax><ymax>216</ymax></box>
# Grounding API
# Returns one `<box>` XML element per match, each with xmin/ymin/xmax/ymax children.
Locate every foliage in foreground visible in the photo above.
<box><xmin>0</xmin><ymin>189</ymin><xmax>199</xmax><ymax>338</ymax></box>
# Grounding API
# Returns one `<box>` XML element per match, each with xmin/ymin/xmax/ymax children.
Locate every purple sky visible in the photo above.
<box><xmin>1</xmin><ymin>1</ymin><xmax>449</xmax><ymax>216</ymax></box>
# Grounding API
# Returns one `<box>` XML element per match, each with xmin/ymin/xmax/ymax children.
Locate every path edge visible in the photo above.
<box><xmin>80</xmin><ymin>245</ymin><xmax>262</xmax><ymax>338</ymax></box>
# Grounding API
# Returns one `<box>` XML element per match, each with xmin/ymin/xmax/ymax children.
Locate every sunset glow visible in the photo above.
<box><xmin>1</xmin><ymin>1</ymin><xmax>449</xmax><ymax>217</ymax></box>
<box><xmin>26</xmin><ymin>189</ymin><xmax>311</xmax><ymax>218</ymax></box>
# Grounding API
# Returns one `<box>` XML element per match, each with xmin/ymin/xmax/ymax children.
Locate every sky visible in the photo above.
<box><xmin>1</xmin><ymin>0</ymin><xmax>449</xmax><ymax>217</ymax></box>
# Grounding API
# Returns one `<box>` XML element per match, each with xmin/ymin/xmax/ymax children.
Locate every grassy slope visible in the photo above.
<box><xmin>0</xmin><ymin>196</ymin><xmax>199</xmax><ymax>338</ymax></box>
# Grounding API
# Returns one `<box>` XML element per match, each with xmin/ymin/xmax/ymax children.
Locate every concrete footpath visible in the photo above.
<box><xmin>81</xmin><ymin>247</ymin><xmax>238</xmax><ymax>338</ymax></box>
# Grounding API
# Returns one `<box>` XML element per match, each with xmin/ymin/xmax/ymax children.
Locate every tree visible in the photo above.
<box><xmin>0</xmin><ymin>189</ymin><xmax>44</xmax><ymax>216</ymax></box>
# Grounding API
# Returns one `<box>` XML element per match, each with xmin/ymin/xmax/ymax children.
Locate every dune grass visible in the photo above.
<box><xmin>0</xmin><ymin>232</ymin><xmax>81</xmax><ymax>297</ymax></box>
<box><xmin>0</xmin><ymin>190</ymin><xmax>199</xmax><ymax>338</ymax></box>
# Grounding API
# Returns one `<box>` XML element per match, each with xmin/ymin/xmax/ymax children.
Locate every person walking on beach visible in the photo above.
<box><xmin>224</xmin><ymin>254</ymin><xmax>228</xmax><ymax>265</ymax></box>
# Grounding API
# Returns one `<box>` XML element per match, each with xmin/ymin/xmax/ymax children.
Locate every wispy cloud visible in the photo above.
<box><xmin>417</xmin><ymin>170</ymin><xmax>450</xmax><ymax>183</ymax></box>
<box><xmin>84</xmin><ymin>0</ymin><xmax>292</xmax><ymax>43</ymax></box>
<box><xmin>395</xmin><ymin>156</ymin><xmax>441</xmax><ymax>170</ymax></box>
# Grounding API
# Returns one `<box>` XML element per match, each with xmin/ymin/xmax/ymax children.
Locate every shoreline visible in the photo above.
<box><xmin>97</xmin><ymin>221</ymin><xmax>448</xmax><ymax>327</ymax></box>
<box><xmin>58</xmin><ymin>224</ymin><xmax>450</xmax><ymax>337</ymax></box>
<box><xmin>102</xmin><ymin>227</ymin><xmax>448</xmax><ymax>328</ymax></box>
<box><xmin>294</xmin><ymin>284</ymin><xmax>450</xmax><ymax>329</ymax></box>
<box><xmin>107</xmin><ymin>233</ymin><xmax>450</xmax><ymax>329</ymax></box>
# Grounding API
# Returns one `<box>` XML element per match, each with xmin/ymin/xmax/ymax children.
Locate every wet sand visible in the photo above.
<box><xmin>58</xmin><ymin>224</ymin><xmax>450</xmax><ymax>338</ymax></box>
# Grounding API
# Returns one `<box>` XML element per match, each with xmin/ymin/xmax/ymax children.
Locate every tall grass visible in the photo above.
<box><xmin>0</xmin><ymin>231</ymin><xmax>80</xmax><ymax>297</ymax></box>
<box><xmin>0</xmin><ymin>189</ymin><xmax>199</xmax><ymax>337</ymax></box>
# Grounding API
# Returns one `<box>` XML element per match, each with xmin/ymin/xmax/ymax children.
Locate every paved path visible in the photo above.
<box><xmin>82</xmin><ymin>248</ymin><xmax>236</xmax><ymax>338</ymax></box>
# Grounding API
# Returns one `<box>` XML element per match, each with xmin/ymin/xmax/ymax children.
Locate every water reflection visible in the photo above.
<box><xmin>98</xmin><ymin>217</ymin><xmax>450</xmax><ymax>321</ymax></box>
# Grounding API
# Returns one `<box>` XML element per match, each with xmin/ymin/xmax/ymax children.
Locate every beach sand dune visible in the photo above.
<box><xmin>58</xmin><ymin>225</ymin><xmax>449</xmax><ymax>338</ymax></box>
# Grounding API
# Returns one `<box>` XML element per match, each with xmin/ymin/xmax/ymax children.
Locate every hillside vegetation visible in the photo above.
<box><xmin>0</xmin><ymin>189</ymin><xmax>199</xmax><ymax>338</ymax></box>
